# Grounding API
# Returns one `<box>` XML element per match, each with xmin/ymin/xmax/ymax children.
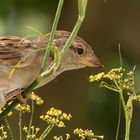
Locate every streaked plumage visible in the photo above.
<box><xmin>0</xmin><ymin>30</ymin><xmax>103</xmax><ymax>108</ymax></box>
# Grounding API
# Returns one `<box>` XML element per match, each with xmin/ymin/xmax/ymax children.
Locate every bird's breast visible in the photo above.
<box><xmin>0</xmin><ymin>52</ymin><xmax>43</xmax><ymax>95</ymax></box>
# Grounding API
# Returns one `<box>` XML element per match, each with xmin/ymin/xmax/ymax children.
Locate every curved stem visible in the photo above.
<box><xmin>41</xmin><ymin>0</ymin><xmax>64</xmax><ymax>72</ymax></box>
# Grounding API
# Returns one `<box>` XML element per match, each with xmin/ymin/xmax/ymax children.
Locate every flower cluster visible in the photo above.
<box><xmin>89</xmin><ymin>67</ymin><xmax>135</xmax><ymax>91</ymax></box>
<box><xmin>127</xmin><ymin>93</ymin><xmax>140</xmax><ymax>102</ymax></box>
<box><xmin>30</xmin><ymin>92</ymin><xmax>44</xmax><ymax>105</ymax></box>
<box><xmin>53</xmin><ymin>136</ymin><xmax>64</xmax><ymax>140</ymax></box>
<box><xmin>53</xmin><ymin>134</ymin><xmax>71</xmax><ymax>140</ymax></box>
<box><xmin>40</xmin><ymin>108</ymin><xmax>72</xmax><ymax>128</ymax></box>
<box><xmin>0</xmin><ymin>125</ymin><xmax>7</xmax><ymax>139</ymax></box>
<box><xmin>104</xmin><ymin>67</ymin><xmax>124</xmax><ymax>81</ymax></box>
<box><xmin>23</xmin><ymin>126</ymin><xmax>40</xmax><ymax>140</ymax></box>
<box><xmin>74</xmin><ymin>128</ymin><xmax>104</xmax><ymax>140</ymax></box>
<box><xmin>15</xmin><ymin>104</ymin><xmax>31</xmax><ymax>113</ymax></box>
<box><xmin>122</xmin><ymin>71</ymin><xmax>135</xmax><ymax>90</ymax></box>
<box><xmin>89</xmin><ymin>72</ymin><xmax>105</xmax><ymax>82</ymax></box>
<box><xmin>89</xmin><ymin>67</ymin><xmax>125</xmax><ymax>82</ymax></box>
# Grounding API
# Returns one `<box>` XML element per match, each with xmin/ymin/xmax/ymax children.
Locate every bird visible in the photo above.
<box><xmin>0</xmin><ymin>30</ymin><xmax>103</xmax><ymax>108</ymax></box>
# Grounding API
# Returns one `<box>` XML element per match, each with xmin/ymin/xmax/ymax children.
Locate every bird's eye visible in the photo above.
<box><xmin>77</xmin><ymin>47</ymin><xmax>84</xmax><ymax>55</ymax></box>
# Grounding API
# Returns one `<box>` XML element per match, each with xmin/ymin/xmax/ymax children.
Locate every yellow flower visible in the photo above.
<box><xmin>90</xmin><ymin>67</ymin><xmax>135</xmax><ymax>91</ymax></box>
<box><xmin>30</xmin><ymin>92</ymin><xmax>37</xmax><ymax>100</ymax></box>
<box><xmin>74</xmin><ymin>128</ymin><xmax>104</xmax><ymax>140</ymax></box>
<box><xmin>66</xmin><ymin>134</ymin><xmax>71</xmax><ymax>139</ymax></box>
<box><xmin>40</xmin><ymin>108</ymin><xmax>72</xmax><ymax>128</ymax></box>
<box><xmin>7</xmin><ymin>111</ymin><xmax>13</xmax><ymax>117</ymax></box>
<box><xmin>15</xmin><ymin>104</ymin><xmax>31</xmax><ymax>113</ymax></box>
<box><xmin>53</xmin><ymin>136</ymin><xmax>63</xmax><ymax>140</ymax></box>
<box><xmin>53</xmin><ymin>134</ymin><xmax>71</xmax><ymax>140</ymax></box>
<box><xmin>23</xmin><ymin>125</ymin><xmax>40</xmax><ymax>139</ymax></box>
<box><xmin>89</xmin><ymin>72</ymin><xmax>105</xmax><ymax>82</ymax></box>
<box><xmin>0</xmin><ymin>125</ymin><xmax>7</xmax><ymax>139</ymax></box>
<box><xmin>30</xmin><ymin>92</ymin><xmax>44</xmax><ymax>105</ymax></box>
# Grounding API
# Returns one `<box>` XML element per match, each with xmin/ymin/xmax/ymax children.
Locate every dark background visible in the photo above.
<box><xmin>0</xmin><ymin>0</ymin><xmax>140</xmax><ymax>139</ymax></box>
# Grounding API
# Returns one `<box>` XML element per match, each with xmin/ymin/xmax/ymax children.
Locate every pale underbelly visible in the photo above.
<box><xmin>0</xmin><ymin>62</ymin><xmax>41</xmax><ymax>96</ymax></box>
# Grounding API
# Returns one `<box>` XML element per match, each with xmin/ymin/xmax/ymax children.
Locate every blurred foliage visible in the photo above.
<box><xmin>0</xmin><ymin>0</ymin><xmax>55</xmax><ymax>16</ymax></box>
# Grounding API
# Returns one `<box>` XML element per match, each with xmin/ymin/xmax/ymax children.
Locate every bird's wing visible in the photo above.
<box><xmin>0</xmin><ymin>36</ymin><xmax>35</xmax><ymax>67</ymax></box>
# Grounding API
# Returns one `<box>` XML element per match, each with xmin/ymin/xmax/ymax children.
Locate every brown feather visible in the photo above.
<box><xmin>0</xmin><ymin>36</ymin><xmax>35</xmax><ymax>66</ymax></box>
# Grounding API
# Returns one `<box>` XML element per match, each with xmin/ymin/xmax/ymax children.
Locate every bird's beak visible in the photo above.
<box><xmin>80</xmin><ymin>54</ymin><xmax>104</xmax><ymax>68</ymax></box>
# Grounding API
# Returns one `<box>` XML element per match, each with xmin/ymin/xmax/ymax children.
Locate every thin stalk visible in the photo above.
<box><xmin>100</xmin><ymin>81</ymin><xmax>119</xmax><ymax>92</ymax></box>
<box><xmin>115</xmin><ymin>95</ymin><xmax>121</xmax><ymax>140</ymax></box>
<box><xmin>41</xmin><ymin>0</ymin><xmax>64</xmax><ymax>72</ymax></box>
<box><xmin>118</xmin><ymin>43</ymin><xmax>123</xmax><ymax>67</ymax></box>
<box><xmin>25</xmin><ymin>26</ymin><xmax>44</xmax><ymax>36</ymax></box>
<box><xmin>60</xmin><ymin>16</ymin><xmax>84</xmax><ymax>57</ymax></box>
<box><xmin>114</xmin><ymin>79</ymin><xmax>121</xmax><ymax>140</ymax></box>
<box><xmin>105</xmin><ymin>86</ymin><xmax>119</xmax><ymax>93</ymax></box>
<box><xmin>39</xmin><ymin>124</ymin><xmax>54</xmax><ymax>140</ymax></box>
<box><xmin>19</xmin><ymin>110</ymin><xmax>22</xmax><ymax>140</ymax></box>
<box><xmin>78</xmin><ymin>0</ymin><xmax>88</xmax><ymax>17</ymax></box>
<box><xmin>5</xmin><ymin>118</ymin><xmax>15</xmax><ymax>140</ymax></box>
<box><xmin>119</xmin><ymin>90</ymin><xmax>125</xmax><ymax>112</ymax></box>
<box><xmin>28</xmin><ymin>100</ymin><xmax>35</xmax><ymax>139</ymax></box>
<box><xmin>115</xmin><ymin>43</ymin><xmax>123</xmax><ymax>140</ymax></box>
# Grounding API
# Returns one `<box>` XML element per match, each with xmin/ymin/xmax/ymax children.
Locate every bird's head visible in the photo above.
<box><xmin>35</xmin><ymin>30</ymin><xmax>103</xmax><ymax>88</ymax></box>
<box><xmin>51</xmin><ymin>30</ymin><xmax>103</xmax><ymax>72</ymax></box>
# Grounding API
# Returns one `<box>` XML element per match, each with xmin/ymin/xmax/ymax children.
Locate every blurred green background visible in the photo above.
<box><xmin>0</xmin><ymin>0</ymin><xmax>140</xmax><ymax>139</ymax></box>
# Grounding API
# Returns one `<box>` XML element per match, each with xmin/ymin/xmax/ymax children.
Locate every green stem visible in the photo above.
<box><xmin>119</xmin><ymin>90</ymin><xmax>125</xmax><ymax>111</ymax></box>
<box><xmin>41</xmin><ymin>0</ymin><xmax>64</xmax><ymax>72</ymax></box>
<box><xmin>25</xmin><ymin>26</ymin><xmax>44</xmax><ymax>36</ymax></box>
<box><xmin>28</xmin><ymin>100</ymin><xmax>35</xmax><ymax>140</ymax></box>
<box><xmin>39</xmin><ymin>124</ymin><xmax>54</xmax><ymax>140</ymax></box>
<box><xmin>60</xmin><ymin>16</ymin><xmax>84</xmax><ymax>57</ymax></box>
<box><xmin>125</xmin><ymin>97</ymin><xmax>133</xmax><ymax>140</ymax></box>
<box><xmin>5</xmin><ymin>117</ymin><xmax>15</xmax><ymax>140</ymax></box>
<box><xmin>101</xmin><ymin>81</ymin><xmax>119</xmax><ymax>92</ymax></box>
<box><xmin>118</xmin><ymin>43</ymin><xmax>123</xmax><ymax>67</ymax></box>
<box><xmin>19</xmin><ymin>110</ymin><xmax>22</xmax><ymax>140</ymax></box>
<box><xmin>60</xmin><ymin>0</ymin><xmax>87</xmax><ymax>57</ymax></box>
<box><xmin>119</xmin><ymin>89</ymin><xmax>130</xmax><ymax>140</ymax></box>
<box><xmin>115</xmin><ymin>95</ymin><xmax>121</xmax><ymax>140</ymax></box>
<box><xmin>125</xmin><ymin>116</ymin><xmax>130</xmax><ymax>140</ymax></box>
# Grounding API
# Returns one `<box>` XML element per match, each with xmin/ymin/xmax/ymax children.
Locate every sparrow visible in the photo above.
<box><xmin>0</xmin><ymin>30</ymin><xmax>103</xmax><ymax>108</ymax></box>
